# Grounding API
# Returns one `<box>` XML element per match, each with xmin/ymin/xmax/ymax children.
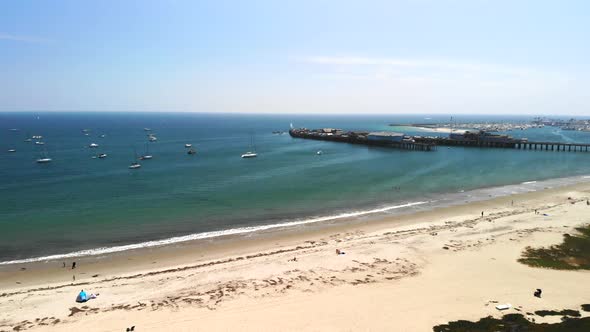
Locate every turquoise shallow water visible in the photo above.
<box><xmin>1</xmin><ymin>112</ymin><xmax>590</xmax><ymax>262</ymax></box>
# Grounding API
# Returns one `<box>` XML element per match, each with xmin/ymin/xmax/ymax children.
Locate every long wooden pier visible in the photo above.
<box><xmin>413</xmin><ymin>137</ymin><xmax>590</xmax><ymax>152</ymax></box>
<box><xmin>290</xmin><ymin>128</ymin><xmax>590</xmax><ymax>153</ymax></box>
<box><xmin>289</xmin><ymin>129</ymin><xmax>436</xmax><ymax>151</ymax></box>
<box><xmin>514</xmin><ymin>141</ymin><xmax>590</xmax><ymax>152</ymax></box>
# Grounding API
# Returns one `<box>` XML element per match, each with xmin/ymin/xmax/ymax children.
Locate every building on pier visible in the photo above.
<box><xmin>368</xmin><ymin>132</ymin><xmax>405</xmax><ymax>143</ymax></box>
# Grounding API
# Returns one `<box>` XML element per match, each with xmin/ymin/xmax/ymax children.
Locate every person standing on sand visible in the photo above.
<box><xmin>481</xmin><ymin>211</ymin><xmax>484</xmax><ymax>217</ymax></box>
<box><xmin>71</xmin><ymin>262</ymin><xmax>76</xmax><ymax>269</ymax></box>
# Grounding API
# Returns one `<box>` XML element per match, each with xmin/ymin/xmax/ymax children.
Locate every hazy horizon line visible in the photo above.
<box><xmin>0</xmin><ymin>110</ymin><xmax>586</xmax><ymax>118</ymax></box>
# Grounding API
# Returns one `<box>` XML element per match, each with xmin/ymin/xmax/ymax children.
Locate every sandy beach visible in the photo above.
<box><xmin>409</xmin><ymin>126</ymin><xmax>467</xmax><ymax>134</ymax></box>
<box><xmin>1</xmin><ymin>182</ymin><xmax>590</xmax><ymax>331</ymax></box>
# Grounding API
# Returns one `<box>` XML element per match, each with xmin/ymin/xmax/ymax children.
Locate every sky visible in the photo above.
<box><xmin>0</xmin><ymin>0</ymin><xmax>589</xmax><ymax>115</ymax></box>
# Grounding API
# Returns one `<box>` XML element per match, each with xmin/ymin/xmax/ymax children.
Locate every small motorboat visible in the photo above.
<box><xmin>129</xmin><ymin>162</ymin><xmax>141</xmax><ymax>169</ymax></box>
<box><xmin>36</xmin><ymin>158</ymin><xmax>52</xmax><ymax>163</ymax></box>
<box><xmin>35</xmin><ymin>141</ymin><xmax>45</xmax><ymax>145</ymax></box>
<box><xmin>98</xmin><ymin>153</ymin><xmax>107</xmax><ymax>159</ymax></box>
<box><xmin>241</xmin><ymin>152</ymin><xmax>257</xmax><ymax>158</ymax></box>
<box><xmin>148</xmin><ymin>135</ymin><xmax>157</xmax><ymax>142</ymax></box>
<box><xmin>316</xmin><ymin>150</ymin><xmax>323</xmax><ymax>155</ymax></box>
<box><xmin>185</xmin><ymin>143</ymin><xmax>192</xmax><ymax>148</ymax></box>
<box><xmin>8</xmin><ymin>149</ymin><xmax>16</xmax><ymax>153</ymax></box>
<box><xmin>89</xmin><ymin>143</ymin><xmax>99</xmax><ymax>148</ymax></box>
<box><xmin>187</xmin><ymin>148</ymin><xmax>196</xmax><ymax>155</ymax></box>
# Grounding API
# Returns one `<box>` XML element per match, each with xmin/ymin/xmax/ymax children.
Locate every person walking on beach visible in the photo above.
<box><xmin>71</xmin><ymin>262</ymin><xmax>76</xmax><ymax>269</ymax></box>
<box><xmin>481</xmin><ymin>211</ymin><xmax>484</xmax><ymax>217</ymax></box>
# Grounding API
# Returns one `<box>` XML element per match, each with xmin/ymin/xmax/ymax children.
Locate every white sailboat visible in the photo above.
<box><xmin>139</xmin><ymin>143</ymin><xmax>153</xmax><ymax>160</ymax></box>
<box><xmin>36</xmin><ymin>147</ymin><xmax>52</xmax><ymax>163</ymax></box>
<box><xmin>241</xmin><ymin>134</ymin><xmax>257</xmax><ymax>158</ymax></box>
<box><xmin>129</xmin><ymin>149</ymin><xmax>141</xmax><ymax>169</ymax></box>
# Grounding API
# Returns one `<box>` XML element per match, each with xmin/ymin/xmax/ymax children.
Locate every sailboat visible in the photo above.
<box><xmin>129</xmin><ymin>149</ymin><xmax>141</xmax><ymax>169</ymax></box>
<box><xmin>36</xmin><ymin>146</ymin><xmax>52</xmax><ymax>163</ymax></box>
<box><xmin>139</xmin><ymin>143</ymin><xmax>153</xmax><ymax>160</ymax></box>
<box><xmin>241</xmin><ymin>134</ymin><xmax>257</xmax><ymax>158</ymax></box>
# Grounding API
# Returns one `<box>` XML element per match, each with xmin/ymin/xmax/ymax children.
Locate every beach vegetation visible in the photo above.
<box><xmin>518</xmin><ymin>224</ymin><xmax>590</xmax><ymax>270</ymax></box>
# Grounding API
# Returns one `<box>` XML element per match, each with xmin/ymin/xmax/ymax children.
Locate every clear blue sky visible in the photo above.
<box><xmin>1</xmin><ymin>0</ymin><xmax>589</xmax><ymax>114</ymax></box>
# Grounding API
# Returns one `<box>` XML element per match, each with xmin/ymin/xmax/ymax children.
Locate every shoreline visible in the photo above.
<box><xmin>1</xmin><ymin>179</ymin><xmax>590</xmax><ymax>330</ymax></box>
<box><xmin>1</xmin><ymin>173</ymin><xmax>588</xmax><ymax>269</ymax></box>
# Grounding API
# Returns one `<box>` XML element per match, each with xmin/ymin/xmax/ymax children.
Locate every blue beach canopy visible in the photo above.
<box><xmin>76</xmin><ymin>290</ymin><xmax>88</xmax><ymax>303</ymax></box>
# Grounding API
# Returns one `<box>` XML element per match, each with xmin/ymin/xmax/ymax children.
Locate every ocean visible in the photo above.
<box><xmin>1</xmin><ymin>112</ymin><xmax>590</xmax><ymax>264</ymax></box>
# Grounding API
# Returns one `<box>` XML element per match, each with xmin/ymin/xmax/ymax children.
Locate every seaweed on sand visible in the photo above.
<box><xmin>534</xmin><ymin>310</ymin><xmax>580</xmax><ymax>317</ymax></box>
<box><xmin>433</xmin><ymin>313</ymin><xmax>590</xmax><ymax>332</ymax></box>
<box><xmin>518</xmin><ymin>224</ymin><xmax>590</xmax><ymax>270</ymax></box>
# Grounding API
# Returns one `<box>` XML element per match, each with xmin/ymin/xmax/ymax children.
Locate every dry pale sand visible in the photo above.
<box><xmin>1</xmin><ymin>183</ymin><xmax>590</xmax><ymax>331</ymax></box>
<box><xmin>402</xmin><ymin>126</ymin><xmax>467</xmax><ymax>134</ymax></box>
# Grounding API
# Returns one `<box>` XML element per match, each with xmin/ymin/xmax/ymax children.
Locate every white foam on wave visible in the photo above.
<box><xmin>521</xmin><ymin>181</ymin><xmax>537</xmax><ymax>185</ymax></box>
<box><xmin>0</xmin><ymin>201</ymin><xmax>428</xmax><ymax>266</ymax></box>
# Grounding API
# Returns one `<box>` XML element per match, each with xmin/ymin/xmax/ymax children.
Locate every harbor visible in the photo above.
<box><xmin>290</xmin><ymin>127</ymin><xmax>590</xmax><ymax>153</ymax></box>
